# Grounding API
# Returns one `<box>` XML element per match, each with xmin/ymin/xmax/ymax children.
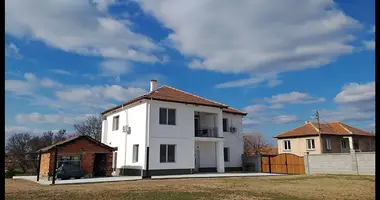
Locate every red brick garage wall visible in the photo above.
<box><xmin>46</xmin><ymin>138</ymin><xmax>113</xmax><ymax>177</ymax></box>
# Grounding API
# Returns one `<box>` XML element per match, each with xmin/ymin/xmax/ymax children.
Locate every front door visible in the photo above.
<box><xmin>194</xmin><ymin>150</ymin><xmax>200</xmax><ymax>172</ymax></box>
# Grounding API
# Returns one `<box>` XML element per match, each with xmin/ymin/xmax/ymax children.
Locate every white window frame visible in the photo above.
<box><xmin>159</xmin><ymin>108</ymin><xmax>176</xmax><ymax>125</ymax></box>
<box><xmin>325</xmin><ymin>139</ymin><xmax>332</xmax><ymax>151</ymax></box>
<box><xmin>160</xmin><ymin>144</ymin><xmax>176</xmax><ymax>163</ymax></box>
<box><xmin>306</xmin><ymin>139</ymin><xmax>315</xmax><ymax>150</ymax></box>
<box><xmin>283</xmin><ymin>140</ymin><xmax>291</xmax><ymax>151</ymax></box>
<box><xmin>112</xmin><ymin>115</ymin><xmax>119</xmax><ymax>131</ymax></box>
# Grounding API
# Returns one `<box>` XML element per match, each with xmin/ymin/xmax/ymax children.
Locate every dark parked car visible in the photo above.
<box><xmin>56</xmin><ymin>164</ymin><xmax>85</xmax><ymax>180</ymax></box>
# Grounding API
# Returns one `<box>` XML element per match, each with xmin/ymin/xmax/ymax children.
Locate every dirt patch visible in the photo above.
<box><xmin>5</xmin><ymin>175</ymin><xmax>375</xmax><ymax>200</ymax></box>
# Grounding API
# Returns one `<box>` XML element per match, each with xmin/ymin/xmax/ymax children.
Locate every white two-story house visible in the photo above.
<box><xmin>101</xmin><ymin>80</ymin><xmax>247</xmax><ymax>176</ymax></box>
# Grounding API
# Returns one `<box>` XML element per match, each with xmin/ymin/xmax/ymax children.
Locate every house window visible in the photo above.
<box><xmin>369</xmin><ymin>141</ymin><xmax>375</xmax><ymax>151</ymax></box>
<box><xmin>159</xmin><ymin>108</ymin><xmax>176</xmax><ymax>125</ymax></box>
<box><xmin>160</xmin><ymin>144</ymin><xmax>176</xmax><ymax>163</ymax></box>
<box><xmin>112</xmin><ymin>116</ymin><xmax>119</xmax><ymax>131</ymax></box>
<box><xmin>341</xmin><ymin>139</ymin><xmax>347</xmax><ymax>149</ymax></box>
<box><xmin>353</xmin><ymin>140</ymin><xmax>359</xmax><ymax>150</ymax></box>
<box><xmin>132</xmin><ymin>145</ymin><xmax>139</xmax><ymax>163</ymax></box>
<box><xmin>224</xmin><ymin>147</ymin><xmax>230</xmax><ymax>162</ymax></box>
<box><xmin>223</xmin><ymin>118</ymin><xmax>228</xmax><ymax>132</ymax></box>
<box><xmin>57</xmin><ymin>155</ymin><xmax>81</xmax><ymax>168</ymax></box>
<box><xmin>307</xmin><ymin>139</ymin><xmax>315</xmax><ymax>150</ymax></box>
<box><xmin>325</xmin><ymin>139</ymin><xmax>332</xmax><ymax>151</ymax></box>
<box><xmin>283</xmin><ymin>140</ymin><xmax>291</xmax><ymax>150</ymax></box>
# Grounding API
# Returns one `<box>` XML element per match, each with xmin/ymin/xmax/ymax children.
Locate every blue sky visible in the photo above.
<box><xmin>5</xmin><ymin>0</ymin><xmax>375</xmax><ymax>145</ymax></box>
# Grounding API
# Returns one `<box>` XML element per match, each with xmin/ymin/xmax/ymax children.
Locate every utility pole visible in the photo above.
<box><xmin>316</xmin><ymin>110</ymin><xmax>323</xmax><ymax>153</ymax></box>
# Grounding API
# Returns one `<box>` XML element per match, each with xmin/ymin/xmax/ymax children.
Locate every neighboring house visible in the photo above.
<box><xmin>101</xmin><ymin>80</ymin><xmax>247</xmax><ymax>176</ymax></box>
<box><xmin>274</xmin><ymin>121</ymin><xmax>375</xmax><ymax>156</ymax></box>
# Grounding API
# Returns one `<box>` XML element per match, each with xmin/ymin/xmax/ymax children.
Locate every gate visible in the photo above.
<box><xmin>261</xmin><ymin>153</ymin><xmax>305</xmax><ymax>174</ymax></box>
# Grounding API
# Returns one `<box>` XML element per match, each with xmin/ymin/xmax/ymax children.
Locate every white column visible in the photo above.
<box><xmin>101</xmin><ymin>119</ymin><xmax>108</xmax><ymax>144</ymax></box>
<box><xmin>347</xmin><ymin>136</ymin><xmax>354</xmax><ymax>152</ymax></box>
<box><xmin>216</xmin><ymin>141</ymin><xmax>225</xmax><ymax>173</ymax></box>
<box><xmin>217</xmin><ymin>112</ymin><xmax>223</xmax><ymax>138</ymax></box>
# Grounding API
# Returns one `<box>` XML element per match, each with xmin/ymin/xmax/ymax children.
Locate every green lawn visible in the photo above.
<box><xmin>5</xmin><ymin>174</ymin><xmax>375</xmax><ymax>200</ymax></box>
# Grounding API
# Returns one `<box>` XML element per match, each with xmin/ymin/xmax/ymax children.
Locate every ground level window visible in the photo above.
<box><xmin>160</xmin><ymin>144</ymin><xmax>176</xmax><ymax>163</ymax></box>
<box><xmin>224</xmin><ymin>147</ymin><xmax>230</xmax><ymax>162</ymax></box>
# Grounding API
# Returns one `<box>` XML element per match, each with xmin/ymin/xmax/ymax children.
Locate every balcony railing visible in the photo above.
<box><xmin>195</xmin><ymin>127</ymin><xmax>219</xmax><ymax>138</ymax></box>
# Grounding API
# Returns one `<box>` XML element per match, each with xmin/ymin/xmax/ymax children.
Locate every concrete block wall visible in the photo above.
<box><xmin>304</xmin><ymin>152</ymin><xmax>375</xmax><ymax>175</ymax></box>
<box><xmin>356</xmin><ymin>153</ymin><xmax>375</xmax><ymax>175</ymax></box>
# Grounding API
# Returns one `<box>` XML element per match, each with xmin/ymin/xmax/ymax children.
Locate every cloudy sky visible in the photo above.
<box><xmin>5</xmin><ymin>0</ymin><xmax>375</xmax><ymax>145</ymax></box>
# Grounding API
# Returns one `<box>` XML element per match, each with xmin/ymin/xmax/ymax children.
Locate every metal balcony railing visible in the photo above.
<box><xmin>195</xmin><ymin>127</ymin><xmax>219</xmax><ymax>138</ymax></box>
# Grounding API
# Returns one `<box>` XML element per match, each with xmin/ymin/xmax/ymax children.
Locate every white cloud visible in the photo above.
<box><xmin>242</xmin><ymin>118</ymin><xmax>260</xmax><ymax>126</ymax></box>
<box><xmin>265</xmin><ymin>92</ymin><xmax>325</xmax><ymax>105</ymax></box>
<box><xmin>138</xmin><ymin>0</ymin><xmax>359</xmax><ymax>75</ymax></box>
<box><xmin>5</xmin><ymin>0</ymin><xmax>161</xmax><ymax>62</ymax></box>
<box><xmin>5</xmin><ymin>73</ymin><xmax>62</xmax><ymax>95</ymax></box>
<box><xmin>100</xmin><ymin>59</ymin><xmax>131</xmax><ymax>76</ymax></box>
<box><xmin>269</xmin><ymin>104</ymin><xmax>284</xmax><ymax>109</ymax></box>
<box><xmin>243</xmin><ymin>105</ymin><xmax>266</xmax><ymax>116</ymax></box>
<box><xmin>334</xmin><ymin>82</ymin><xmax>375</xmax><ymax>105</ymax></box>
<box><xmin>5</xmin><ymin>43</ymin><xmax>23</xmax><ymax>59</ymax></box>
<box><xmin>215</xmin><ymin>73</ymin><xmax>281</xmax><ymax>88</ymax></box>
<box><xmin>272</xmin><ymin>115</ymin><xmax>298</xmax><ymax>124</ymax></box>
<box><xmin>363</xmin><ymin>40</ymin><xmax>375</xmax><ymax>50</ymax></box>
<box><xmin>15</xmin><ymin>113</ymin><xmax>95</xmax><ymax>124</ymax></box>
<box><xmin>316</xmin><ymin>82</ymin><xmax>375</xmax><ymax>123</ymax></box>
<box><xmin>50</xmin><ymin>69</ymin><xmax>72</xmax><ymax>75</ymax></box>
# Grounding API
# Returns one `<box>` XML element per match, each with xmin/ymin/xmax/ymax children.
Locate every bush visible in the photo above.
<box><xmin>5</xmin><ymin>168</ymin><xmax>15</xmax><ymax>178</ymax></box>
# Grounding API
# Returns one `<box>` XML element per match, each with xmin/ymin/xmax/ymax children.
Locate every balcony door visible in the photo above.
<box><xmin>194</xmin><ymin>116</ymin><xmax>200</xmax><ymax>136</ymax></box>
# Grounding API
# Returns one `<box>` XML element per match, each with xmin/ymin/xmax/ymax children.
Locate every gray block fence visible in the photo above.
<box><xmin>304</xmin><ymin>151</ymin><xmax>375</xmax><ymax>175</ymax></box>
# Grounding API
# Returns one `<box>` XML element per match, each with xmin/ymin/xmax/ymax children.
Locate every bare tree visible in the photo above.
<box><xmin>74</xmin><ymin>116</ymin><xmax>102</xmax><ymax>141</ymax></box>
<box><xmin>5</xmin><ymin>133</ymin><xmax>32</xmax><ymax>172</ymax></box>
<box><xmin>243</xmin><ymin>133</ymin><xmax>272</xmax><ymax>155</ymax></box>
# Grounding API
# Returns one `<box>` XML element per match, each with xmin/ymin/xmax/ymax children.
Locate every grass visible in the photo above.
<box><xmin>5</xmin><ymin>174</ymin><xmax>375</xmax><ymax>200</ymax></box>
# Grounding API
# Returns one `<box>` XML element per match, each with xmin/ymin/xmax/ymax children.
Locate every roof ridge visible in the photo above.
<box><xmin>274</xmin><ymin>123</ymin><xmax>310</xmax><ymax>138</ymax></box>
<box><xmin>309</xmin><ymin>122</ymin><xmax>320</xmax><ymax>133</ymax></box>
<box><xmin>162</xmin><ymin>85</ymin><xmax>228</xmax><ymax>107</ymax></box>
<box><xmin>336</xmin><ymin>122</ymin><xmax>356</xmax><ymax>134</ymax></box>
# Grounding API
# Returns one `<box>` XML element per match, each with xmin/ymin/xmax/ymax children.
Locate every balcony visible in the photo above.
<box><xmin>195</xmin><ymin>127</ymin><xmax>219</xmax><ymax>138</ymax></box>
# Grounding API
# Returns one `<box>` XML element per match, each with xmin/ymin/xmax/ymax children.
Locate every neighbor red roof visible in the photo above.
<box><xmin>274</xmin><ymin>121</ymin><xmax>374</xmax><ymax>138</ymax></box>
<box><xmin>101</xmin><ymin>85</ymin><xmax>246</xmax><ymax>116</ymax></box>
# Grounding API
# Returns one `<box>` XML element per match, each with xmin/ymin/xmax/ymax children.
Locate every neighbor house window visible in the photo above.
<box><xmin>112</xmin><ymin>116</ymin><xmax>119</xmax><ymax>131</ymax></box>
<box><xmin>353</xmin><ymin>140</ymin><xmax>359</xmax><ymax>150</ymax></box>
<box><xmin>283</xmin><ymin>140</ymin><xmax>291</xmax><ymax>150</ymax></box>
<box><xmin>325</xmin><ymin>139</ymin><xmax>332</xmax><ymax>151</ymax></box>
<box><xmin>159</xmin><ymin>108</ymin><xmax>176</xmax><ymax>125</ymax></box>
<box><xmin>307</xmin><ymin>139</ymin><xmax>315</xmax><ymax>150</ymax></box>
<box><xmin>223</xmin><ymin>118</ymin><xmax>228</xmax><ymax>132</ymax></box>
<box><xmin>224</xmin><ymin>147</ymin><xmax>230</xmax><ymax>162</ymax></box>
<box><xmin>160</xmin><ymin>144</ymin><xmax>176</xmax><ymax>163</ymax></box>
<box><xmin>133</xmin><ymin>145</ymin><xmax>139</xmax><ymax>163</ymax></box>
<box><xmin>341</xmin><ymin>139</ymin><xmax>347</xmax><ymax>149</ymax></box>
<box><xmin>57</xmin><ymin>155</ymin><xmax>81</xmax><ymax>168</ymax></box>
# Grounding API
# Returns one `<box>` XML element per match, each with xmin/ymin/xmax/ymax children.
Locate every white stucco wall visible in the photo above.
<box><xmin>222</xmin><ymin>113</ymin><xmax>244</xmax><ymax>168</ymax></box>
<box><xmin>148</xmin><ymin>100</ymin><xmax>223</xmax><ymax>170</ymax></box>
<box><xmin>102</xmin><ymin>101</ymin><xmax>147</xmax><ymax>170</ymax></box>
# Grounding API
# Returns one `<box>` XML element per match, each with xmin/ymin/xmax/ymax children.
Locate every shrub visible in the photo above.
<box><xmin>5</xmin><ymin>168</ymin><xmax>15</xmax><ymax>178</ymax></box>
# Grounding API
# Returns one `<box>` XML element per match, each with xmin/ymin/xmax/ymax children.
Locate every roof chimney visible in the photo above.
<box><xmin>150</xmin><ymin>80</ymin><xmax>157</xmax><ymax>92</ymax></box>
<box><xmin>305</xmin><ymin>120</ymin><xmax>310</xmax><ymax>124</ymax></box>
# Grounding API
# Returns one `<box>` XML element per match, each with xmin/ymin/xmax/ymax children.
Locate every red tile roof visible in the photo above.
<box><xmin>222</xmin><ymin>107</ymin><xmax>247</xmax><ymax>115</ymax></box>
<box><xmin>101</xmin><ymin>85</ymin><xmax>246</xmax><ymax>116</ymax></box>
<box><xmin>274</xmin><ymin>121</ymin><xmax>374</xmax><ymax>138</ymax></box>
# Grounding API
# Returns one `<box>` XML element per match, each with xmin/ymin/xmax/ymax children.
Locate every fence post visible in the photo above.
<box><xmin>268</xmin><ymin>156</ymin><xmax>272</xmax><ymax>173</ymax></box>
<box><xmin>304</xmin><ymin>152</ymin><xmax>310</xmax><ymax>175</ymax></box>
<box><xmin>36</xmin><ymin>151</ymin><xmax>42</xmax><ymax>181</ymax></box>
<box><xmin>350</xmin><ymin>149</ymin><xmax>359</xmax><ymax>175</ymax></box>
<box><xmin>52</xmin><ymin>147</ymin><xmax>58</xmax><ymax>185</ymax></box>
<box><xmin>257</xmin><ymin>153</ymin><xmax>262</xmax><ymax>173</ymax></box>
